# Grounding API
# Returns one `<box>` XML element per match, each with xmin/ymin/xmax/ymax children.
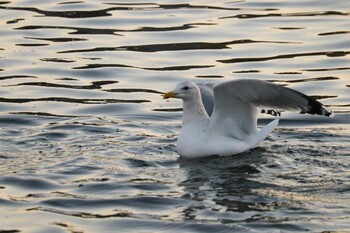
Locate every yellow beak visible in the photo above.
<box><xmin>163</xmin><ymin>91</ymin><xmax>178</xmax><ymax>99</ymax></box>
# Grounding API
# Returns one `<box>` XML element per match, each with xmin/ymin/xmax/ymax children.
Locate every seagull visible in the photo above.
<box><xmin>163</xmin><ymin>79</ymin><xmax>333</xmax><ymax>159</ymax></box>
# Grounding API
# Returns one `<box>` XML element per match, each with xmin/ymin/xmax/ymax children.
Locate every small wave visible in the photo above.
<box><xmin>10</xmin><ymin>112</ymin><xmax>78</xmax><ymax>118</ymax></box>
<box><xmin>25</xmin><ymin>36</ymin><xmax>87</xmax><ymax>42</ymax></box>
<box><xmin>0</xmin><ymin>97</ymin><xmax>150</xmax><ymax>104</ymax></box>
<box><xmin>73</xmin><ymin>63</ymin><xmax>214</xmax><ymax>71</ymax></box>
<box><xmin>9</xmin><ymin>80</ymin><xmax>118</xmax><ymax>90</ymax></box>
<box><xmin>59</xmin><ymin>39</ymin><xmax>299</xmax><ymax>53</ymax></box>
<box><xmin>16</xmin><ymin>25</ymin><xmax>122</xmax><ymax>36</ymax></box>
<box><xmin>268</xmin><ymin>76</ymin><xmax>339</xmax><ymax>83</ymax></box>
<box><xmin>0</xmin><ymin>175</ymin><xmax>59</xmax><ymax>190</ymax></box>
<box><xmin>0</xmin><ymin>5</ymin><xmax>114</xmax><ymax>18</ymax></box>
<box><xmin>218</xmin><ymin>51</ymin><xmax>350</xmax><ymax>63</ymax></box>
<box><xmin>40</xmin><ymin>58</ymin><xmax>75</xmax><ymax>63</ymax></box>
<box><xmin>105</xmin><ymin>88</ymin><xmax>163</xmax><ymax>94</ymax></box>
<box><xmin>28</xmin><ymin>207</ymin><xmax>134</xmax><ymax>218</ymax></box>
<box><xmin>319</xmin><ymin>31</ymin><xmax>350</xmax><ymax>36</ymax></box>
<box><xmin>0</xmin><ymin>75</ymin><xmax>37</xmax><ymax>80</ymax></box>
<box><xmin>221</xmin><ymin>10</ymin><xmax>350</xmax><ymax>19</ymax></box>
<box><xmin>15</xmin><ymin>43</ymin><xmax>49</xmax><ymax>47</ymax></box>
<box><xmin>14</xmin><ymin>23</ymin><xmax>217</xmax><ymax>35</ymax></box>
<box><xmin>301</xmin><ymin>67</ymin><xmax>350</xmax><ymax>72</ymax></box>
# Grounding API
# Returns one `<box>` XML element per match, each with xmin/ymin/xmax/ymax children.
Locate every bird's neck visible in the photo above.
<box><xmin>182</xmin><ymin>97</ymin><xmax>210</xmax><ymax>127</ymax></box>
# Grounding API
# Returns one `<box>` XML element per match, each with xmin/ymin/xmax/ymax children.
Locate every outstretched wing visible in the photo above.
<box><xmin>208</xmin><ymin>79</ymin><xmax>332</xmax><ymax>140</ymax></box>
<box><xmin>198</xmin><ymin>82</ymin><xmax>286</xmax><ymax>117</ymax></box>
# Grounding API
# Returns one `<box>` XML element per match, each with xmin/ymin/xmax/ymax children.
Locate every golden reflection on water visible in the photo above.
<box><xmin>256</xmin><ymin>188</ymin><xmax>324</xmax><ymax>203</ymax></box>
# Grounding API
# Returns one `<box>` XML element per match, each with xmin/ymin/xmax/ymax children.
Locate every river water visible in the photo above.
<box><xmin>0</xmin><ymin>0</ymin><xmax>349</xmax><ymax>232</ymax></box>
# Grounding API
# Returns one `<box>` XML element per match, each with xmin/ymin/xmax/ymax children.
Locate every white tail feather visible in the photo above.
<box><xmin>253</xmin><ymin>119</ymin><xmax>279</xmax><ymax>148</ymax></box>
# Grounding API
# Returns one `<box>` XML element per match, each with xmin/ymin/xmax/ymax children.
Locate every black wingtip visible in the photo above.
<box><xmin>261</xmin><ymin>109</ymin><xmax>282</xmax><ymax>117</ymax></box>
<box><xmin>302</xmin><ymin>97</ymin><xmax>334</xmax><ymax>117</ymax></box>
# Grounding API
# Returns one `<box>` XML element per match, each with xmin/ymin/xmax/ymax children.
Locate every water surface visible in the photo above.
<box><xmin>0</xmin><ymin>0</ymin><xmax>349</xmax><ymax>232</ymax></box>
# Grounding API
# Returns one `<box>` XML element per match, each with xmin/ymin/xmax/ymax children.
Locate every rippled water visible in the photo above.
<box><xmin>1</xmin><ymin>0</ymin><xmax>349</xmax><ymax>232</ymax></box>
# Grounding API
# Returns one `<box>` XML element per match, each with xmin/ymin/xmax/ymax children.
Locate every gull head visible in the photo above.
<box><xmin>163</xmin><ymin>81</ymin><xmax>199</xmax><ymax>100</ymax></box>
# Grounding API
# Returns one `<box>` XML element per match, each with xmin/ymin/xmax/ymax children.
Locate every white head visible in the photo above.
<box><xmin>163</xmin><ymin>81</ymin><xmax>200</xmax><ymax>101</ymax></box>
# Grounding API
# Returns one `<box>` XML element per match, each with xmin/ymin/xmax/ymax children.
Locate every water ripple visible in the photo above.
<box><xmin>41</xmin><ymin>196</ymin><xmax>186</xmax><ymax>210</ymax></box>
<box><xmin>0</xmin><ymin>5</ymin><xmax>115</xmax><ymax>18</ymax></box>
<box><xmin>319</xmin><ymin>31</ymin><xmax>350</xmax><ymax>36</ymax></box>
<box><xmin>10</xmin><ymin>80</ymin><xmax>118</xmax><ymax>90</ymax></box>
<box><xmin>221</xmin><ymin>10</ymin><xmax>350</xmax><ymax>19</ymax></box>
<box><xmin>0</xmin><ymin>175</ymin><xmax>59</xmax><ymax>190</ymax></box>
<box><xmin>105</xmin><ymin>88</ymin><xmax>163</xmax><ymax>94</ymax></box>
<box><xmin>0</xmin><ymin>97</ymin><xmax>149</xmax><ymax>104</ymax></box>
<box><xmin>28</xmin><ymin>206</ymin><xmax>143</xmax><ymax>219</ymax></box>
<box><xmin>218</xmin><ymin>51</ymin><xmax>350</xmax><ymax>63</ymax></box>
<box><xmin>25</xmin><ymin>36</ymin><xmax>87</xmax><ymax>42</ymax></box>
<box><xmin>59</xmin><ymin>39</ymin><xmax>299</xmax><ymax>53</ymax></box>
<box><xmin>1</xmin><ymin>0</ymin><xmax>349</xmax><ymax>232</ymax></box>
<box><xmin>73</xmin><ymin>63</ymin><xmax>215</xmax><ymax>71</ymax></box>
<box><xmin>16</xmin><ymin>25</ymin><xmax>123</xmax><ymax>36</ymax></box>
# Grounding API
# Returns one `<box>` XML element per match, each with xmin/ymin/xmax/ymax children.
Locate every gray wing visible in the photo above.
<box><xmin>197</xmin><ymin>83</ymin><xmax>215</xmax><ymax>116</ymax></box>
<box><xmin>197</xmin><ymin>82</ymin><xmax>287</xmax><ymax>117</ymax></box>
<box><xmin>208</xmin><ymin>79</ymin><xmax>333</xmax><ymax>139</ymax></box>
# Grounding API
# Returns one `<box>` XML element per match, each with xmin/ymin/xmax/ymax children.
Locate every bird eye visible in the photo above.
<box><xmin>182</xmin><ymin>86</ymin><xmax>189</xmax><ymax>91</ymax></box>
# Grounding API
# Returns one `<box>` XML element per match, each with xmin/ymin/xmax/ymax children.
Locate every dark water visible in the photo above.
<box><xmin>1</xmin><ymin>0</ymin><xmax>350</xmax><ymax>232</ymax></box>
